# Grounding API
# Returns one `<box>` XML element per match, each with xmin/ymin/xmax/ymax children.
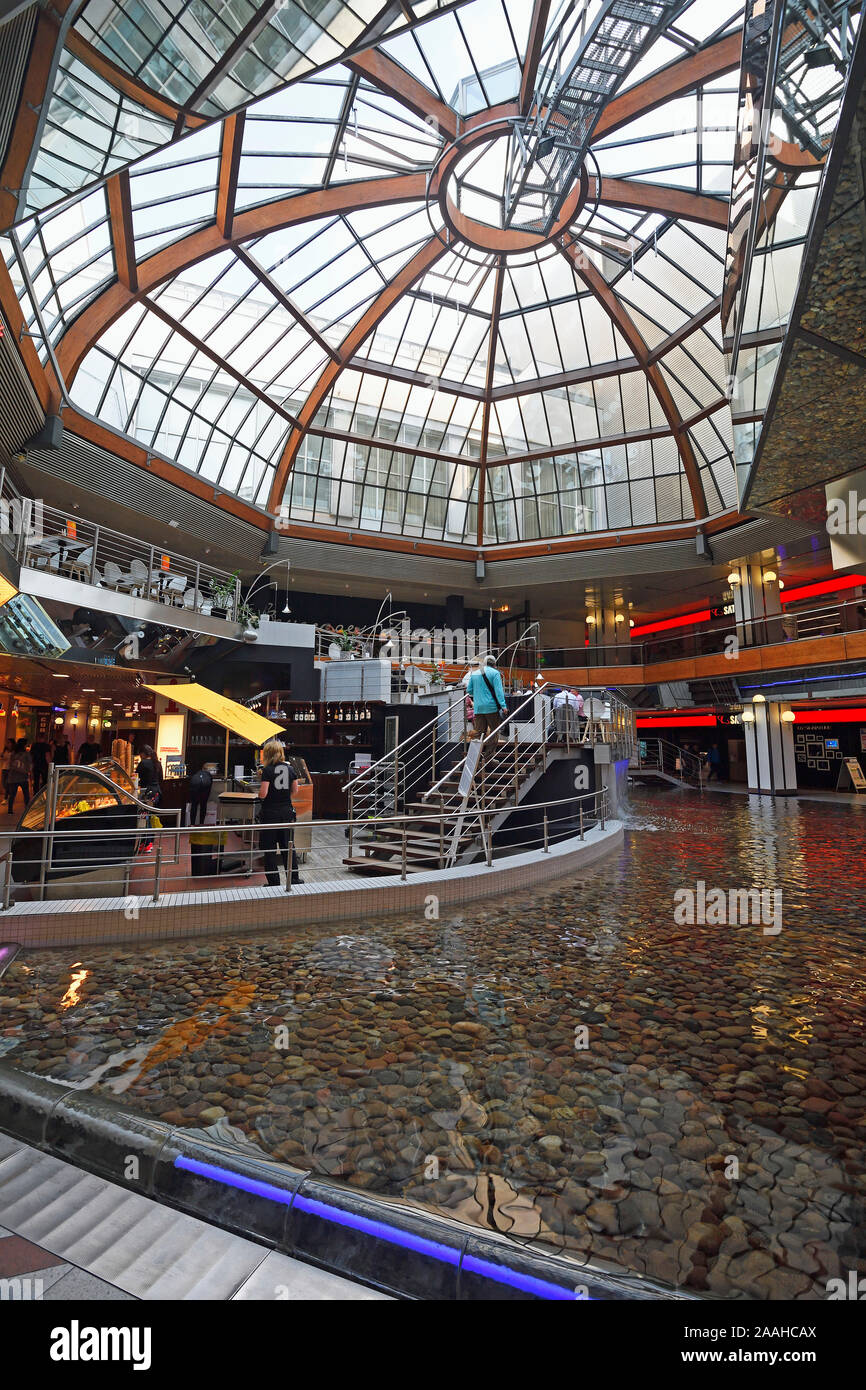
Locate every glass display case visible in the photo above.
<box><xmin>17</xmin><ymin>757</ymin><xmax>136</xmax><ymax>829</ymax></box>
<box><xmin>12</xmin><ymin>757</ymin><xmax>145</xmax><ymax>885</ymax></box>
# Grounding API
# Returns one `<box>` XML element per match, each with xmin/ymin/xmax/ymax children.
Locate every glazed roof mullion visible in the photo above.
<box><xmin>323</xmin><ymin>74</ymin><xmax>362</xmax><ymax>188</ymax></box>
<box><xmin>452</xmin><ymin>9</ymin><xmax>492</xmax><ymax>109</ymax></box>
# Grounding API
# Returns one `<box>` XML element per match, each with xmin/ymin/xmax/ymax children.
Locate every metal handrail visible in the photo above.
<box><xmin>344</xmin><ymin>689</ymin><xmax>468</xmax><ymax>792</ymax></box>
<box><xmin>0</xmin><ymin>778</ymin><xmax>614</xmax><ymax>908</ymax></box>
<box><xmin>633</xmin><ymin>737</ymin><xmax>703</xmax><ymax>788</ymax></box>
<box><xmin>424</xmin><ymin>679</ymin><xmax>549</xmax><ymax>802</ymax></box>
<box><xmin>6</xmin><ymin>789</ymin><xmax>606</xmax><ymax>839</ymax></box>
<box><xmin>2</xmin><ymin>475</ymin><xmax>240</xmax><ymax>621</ymax></box>
<box><xmin>535</xmin><ymin>594</ymin><xmax>866</xmax><ymax>668</ymax></box>
<box><xmin>6</xmin><ymin>786</ymin><xmax>607</xmax><ymax>841</ymax></box>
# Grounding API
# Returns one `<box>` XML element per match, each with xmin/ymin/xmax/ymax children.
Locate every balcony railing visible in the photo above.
<box><xmin>537</xmin><ymin>596</ymin><xmax>866</xmax><ymax>669</ymax></box>
<box><xmin>0</xmin><ymin>467</ymin><xmax>240</xmax><ymax>622</ymax></box>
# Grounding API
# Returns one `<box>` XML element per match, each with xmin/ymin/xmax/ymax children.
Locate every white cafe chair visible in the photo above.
<box><xmin>68</xmin><ymin>547</ymin><xmax>93</xmax><ymax>582</ymax></box>
<box><xmin>167</xmin><ymin>575</ymin><xmax>188</xmax><ymax>605</ymax></box>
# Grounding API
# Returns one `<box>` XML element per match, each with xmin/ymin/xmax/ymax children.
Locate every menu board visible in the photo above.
<box><xmin>837</xmin><ymin>757</ymin><xmax>866</xmax><ymax>793</ymax></box>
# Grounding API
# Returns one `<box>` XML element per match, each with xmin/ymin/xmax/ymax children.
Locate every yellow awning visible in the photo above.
<box><xmin>145</xmin><ymin>683</ymin><xmax>284</xmax><ymax>745</ymax></box>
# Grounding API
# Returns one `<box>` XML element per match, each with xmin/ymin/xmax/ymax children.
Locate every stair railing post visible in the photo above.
<box><xmin>600</xmin><ymin>791</ymin><xmax>606</xmax><ymax>831</ymax></box>
<box><xmin>152</xmin><ymin>836</ymin><xmax>162</xmax><ymax>903</ymax></box>
<box><xmin>401</xmin><ymin>823</ymin><xmax>407</xmax><ymax>881</ymax></box>
<box><xmin>513</xmin><ymin>727</ymin><xmax>519</xmax><ymax>803</ymax></box>
<box><xmin>579</xmin><ymin>801</ymin><xmax>584</xmax><ymax>840</ymax></box>
<box><xmin>348</xmin><ymin>787</ymin><xmax>354</xmax><ymax>858</ymax></box>
<box><xmin>543</xmin><ymin>807</ymin><xmax>549</xmax><ymax>853</ymax></box>
<box><xmin>484</xmin><ymin>812</ymin><xmax>493</xmax><ymax>866</ymax></box>
<box><xmin>439</xmin><ymin>808</ymin><xmax>444</xmax><ymax>867</ymax></box>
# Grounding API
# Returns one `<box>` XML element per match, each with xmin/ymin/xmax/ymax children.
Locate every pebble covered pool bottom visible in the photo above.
<box><xmin>1</xmin><ymin>788</ymin><xmax>864</xmax><ymax>1299</ymax></box>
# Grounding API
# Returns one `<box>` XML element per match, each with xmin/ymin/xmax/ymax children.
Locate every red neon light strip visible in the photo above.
<box><xmin>636</xmin><ymin>716</ymin><xmax>718</xmax><ymax>728</ymax></box>
<box><xmin>631</xmin><ymin>610</ymin><xmax>711</xmax><ymax>637</ymax></box>
<box><xmin>630</xmin><ymin>574</ymin><xmax>866</xmax><ymax>637</ymax></box>
<box><xmin>781</xmin><ymin>574</ymin><xmax>866</xmax><ymax>604</ymax></box>
<box><xmin>793</xmin><ymin>707</ymin><xmax>866</xmax><ymax>724</ymax></box>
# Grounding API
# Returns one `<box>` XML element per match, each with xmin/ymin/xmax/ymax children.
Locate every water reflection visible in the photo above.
<box><xmin>0</xmin><ymin>788</ymin><xmax>864</xmax><ymax>1298</ymax></box>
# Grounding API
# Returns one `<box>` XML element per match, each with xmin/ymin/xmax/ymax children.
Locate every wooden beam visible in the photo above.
<box><xmin>560</xmin><ymin>234</ymin><xmax>708</xmax><ymax>520</ymax></box>
<box><xmin>0</xmin><ymin>253</ymin><xmax>55</xmax><ymax>410</ymax></box>
<box><xmin>59</xmin><ymin>409</ymin><xmax>271</xmax><ymax>530</ymax></box>
<box><xmin>349</xmin><ymin>50</ymin><xmax>458</xmax><ymax>139</ymax></box>
<box><xmin>55</xmin><ymin>172</ymin><xmax>428</xmax><ymax>383</ymax></box>
<box><xmin>0</xmin><ymin>10</ymin><xmax>60</xmax><ymax>231</ymax></box>
<box><xmin>519</xmin><ymin>0</ymin><xmax>551</xmax><ymax>115</ymax></box>
<box><xmin>593</xmin><ymin>31</ymin><xmax>743</xmax><ymax>142</ymax></box>
<box><xmin>216</xmin><ymin>111</ymin><xmax>245</xmax><ymax>239</ymax></box>
<box><xmin>106</xmin><ymin>170</ymin><xmax>137</xmax><ymax>292</ymax></box>
<box><xmin>267</xmin><ymin>234</ymin><xmax>449</xmax><ymax>514</ymax></box>
<box><xmin>595</xmin><ymin>176</ymin><xmax>729</xmax><ymax>228</ymax></box>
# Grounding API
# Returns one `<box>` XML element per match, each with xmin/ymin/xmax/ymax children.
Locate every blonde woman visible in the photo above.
<box><xmin>257</xmin><ymin>739</ymin><xmax>302</xmax><ymax>887</ymax></box>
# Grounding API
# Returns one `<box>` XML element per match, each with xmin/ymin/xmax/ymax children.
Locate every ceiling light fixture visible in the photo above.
<box><xmin>727</xmin><ymin>571</ymin><xmax>740</xmax><ymax>585</ymax></box>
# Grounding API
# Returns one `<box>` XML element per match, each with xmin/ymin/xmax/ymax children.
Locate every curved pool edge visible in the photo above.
<box><xmin>0</xmin><ymin>821</ymin><xmax>624</xmax><ymax>948</ymax></box>
<box><xmin>0</xmin><ymin>1059</ymin><xmax>697</xmax><ymax>1302</ymax></box>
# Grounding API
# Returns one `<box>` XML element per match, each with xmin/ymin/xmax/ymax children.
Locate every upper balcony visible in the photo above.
<box><xmin>539</xmin><ymin>592</ymin><xmax>866</xmax><ymax>689</ymax></box>
<box><xmin>0</xmin><ymin>465</ymin><xmax>244</xmax><ymax>638</ymax></box>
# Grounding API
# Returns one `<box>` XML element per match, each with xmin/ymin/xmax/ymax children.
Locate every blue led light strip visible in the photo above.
<box><xmin>740</xmin><ymin>670</ymin><xmax>866</xmax><ymax>690</ymax></box>
<box><xmin>174</xmin><ymin>1155</ymin><xmax>581</xmax><ymax>1300</ymax></box>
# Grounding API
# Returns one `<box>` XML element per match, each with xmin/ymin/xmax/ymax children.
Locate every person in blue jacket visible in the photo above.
<box><xmin>466</xmin><ymin>656</ymin><xmax>508</xmax><ymax>758</ymax></box>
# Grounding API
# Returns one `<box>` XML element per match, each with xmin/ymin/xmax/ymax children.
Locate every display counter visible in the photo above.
<box><xmin>12</xmin><ymin>758</ymin><xmax>146</xmax><ymax>889</ymax></box>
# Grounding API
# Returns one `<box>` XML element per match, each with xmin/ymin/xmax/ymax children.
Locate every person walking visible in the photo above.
<box><xmin>51</xmin><ymin>735</ymin><xmax>71</xmax><ymax>766</ymax></box>
<box><xmin>31</xmin><ymin>736</ymin><xmax>50</xmax><ymax>792</ymax></box>
<box><xmin>6</xmin><ymin>739</ymin><xmax>32</xmax><ymax>815</ymax></box>
<box><xmin>257</xmin><ymin>739</ymin><xmax>302</xmax><ymax>887</ymax></box>
<box><xmin>466</xmin><ymin>656</ymin><xmax>508</xmax><ymax>760</ymax></box>
<box><xmin>77</xmin><ymin>736</ymin><xmax>101</xmax><ymax>765</ymax></box>
<box><xmin>2</xmin><ymin>738</ymin><xmax>15</xmax><ymax>799</ymax></box>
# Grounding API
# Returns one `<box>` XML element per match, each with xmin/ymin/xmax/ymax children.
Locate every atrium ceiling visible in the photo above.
<box><xmin>0</xmin><ymin>1</ymin><xmax>860</xmax><ymax>555</ymax></box>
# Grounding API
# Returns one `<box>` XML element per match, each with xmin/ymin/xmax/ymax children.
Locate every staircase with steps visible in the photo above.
<box><xmin>629</xmin><ymin>737</ymin><xmax>703</xmax><ymax>789</ymax></box>
<box><xmin>344</xmin><ymin>731</ymin><xmax>550</xmax><ymax>875</ymax></box>
<box><xmin>343</xmin><ymin>683</ymin><xmax>635</xmax><ymax>876</ymax></box>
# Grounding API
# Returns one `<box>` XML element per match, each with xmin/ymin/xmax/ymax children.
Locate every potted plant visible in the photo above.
<box><xmin>429</xmin><ymin>662</ymin><xmax>447</xmax><ymax>687</ymax></box>
<box><xmin>330</xmin><ymin>626</ymin><xmax>358</xmax><ymax>660</ymax></box>
<box><xmin>209</xmin><ymin>573</ymin><xmax>238</xmax><ymax>620</ymax></box>
<box><xmin>236</xmin><ymin>599</ymin><xmax>261</xmax><ymax>642</ymax></box>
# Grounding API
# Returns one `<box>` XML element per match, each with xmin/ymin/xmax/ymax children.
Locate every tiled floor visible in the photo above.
<box><xmin>0</xmin><ymin>1134</ymin><xmax>390</xmax><ymax>1301</ymax></box>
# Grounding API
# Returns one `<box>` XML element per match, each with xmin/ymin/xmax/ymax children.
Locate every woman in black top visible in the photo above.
<box><xmin>257</xmin><ymin>739</ymin><xmax>302</xmax><ymax>887</ymax></box>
